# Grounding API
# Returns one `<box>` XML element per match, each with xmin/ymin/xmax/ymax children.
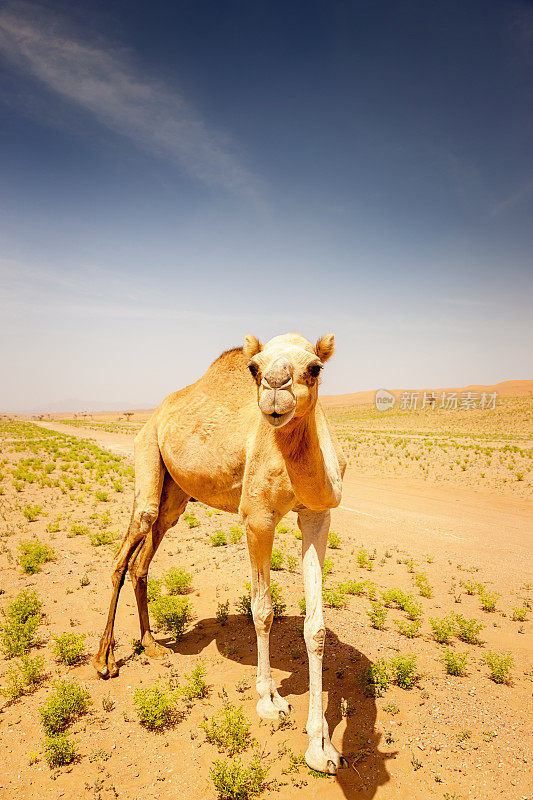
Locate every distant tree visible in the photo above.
<box><xmin>124</xmin><ymin>411</ymin><xmax>134</xmax><ymax>421</ymax></box>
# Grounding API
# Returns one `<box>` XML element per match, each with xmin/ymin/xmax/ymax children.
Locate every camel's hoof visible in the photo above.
<box><xmin>92</xmin><ymin>654</ymin><xmax>119</xmax><ymax>679</ymax></box>
<box><xmin>257</xmin><ymin>695</ymin><xmax>289</xmax><ymax>720</ymax></box>
<box><xmin>305</xmin><ymin>742</ymin><xmax>347</xmax><ymax>774</ymax></box>
<box><xmin>143</xmin><ymin>641</ymin><xmax>171</xmax><ymax>659</ymax></box>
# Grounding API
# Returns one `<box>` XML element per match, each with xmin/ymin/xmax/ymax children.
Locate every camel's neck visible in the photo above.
<box><xmin>275</xmin><ymin>404</ymin><xmax>343</xmax><ymax>511</ymax></box>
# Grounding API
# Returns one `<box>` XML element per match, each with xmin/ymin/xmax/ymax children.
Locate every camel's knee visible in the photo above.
<box><xmin>252</xmin><ymin>596</ymin><xmax>274</xmax><ymax>635</ymax></box>
<box><xmin>138</xmin><ymin>508</ymin><xmax>158</xmax><ymax>535</ymax></box>
<box><xmin>304</xmin><ymin>622</ymin><xmax>326</xmax><ymax>658</ymax></box>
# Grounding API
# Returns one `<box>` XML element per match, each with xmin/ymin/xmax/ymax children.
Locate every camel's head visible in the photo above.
<box><xmin>243</xmin><ymin>332</ymin><xmax>335</xmax><ymax>428</ymax></box>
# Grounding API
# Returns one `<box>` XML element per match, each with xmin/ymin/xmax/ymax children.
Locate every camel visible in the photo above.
<box><xmin>93</xmin><ymin>332</ymin><xmax>347</xmax><ymax>773</ymax></box>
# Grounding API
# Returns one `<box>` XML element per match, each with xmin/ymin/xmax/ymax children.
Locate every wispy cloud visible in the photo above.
<box><xmin>491</xmin><ymin>180</ymin><xmax>533</xmax><ymax>217</ymax></box>
<box><xmin>0</xmin><ymin>1</ymin><xmax>256</xmax><ymax>196</ymax></box>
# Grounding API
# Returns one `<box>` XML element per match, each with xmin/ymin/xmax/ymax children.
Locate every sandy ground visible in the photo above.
<box><xmin>0</xmin><ymin>419</ymin><xmax>531</xmax><ymax>800</ymax></box>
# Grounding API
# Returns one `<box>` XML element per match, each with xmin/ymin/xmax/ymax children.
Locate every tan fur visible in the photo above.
<box><xmin>93</xmin><ymin>332</ymin><xmax>347</xmax><ymax>773</ymax></box>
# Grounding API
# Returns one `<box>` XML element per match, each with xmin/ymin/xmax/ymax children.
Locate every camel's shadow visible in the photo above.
<box><xmin>159</xmin><ymin>614</ymin><xmax>393</xmax><ymax>799</ymax></box>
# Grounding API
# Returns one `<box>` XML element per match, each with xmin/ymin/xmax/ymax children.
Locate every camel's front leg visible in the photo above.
<box><xmin>299</xmin><ymin>508</ymin><xmax>348</xmax><ymax>774</ymax></box>
<box><xmin>245</xmin><ymin>515</ymin><xmax>290</xmax><ymax>720</ymax></box>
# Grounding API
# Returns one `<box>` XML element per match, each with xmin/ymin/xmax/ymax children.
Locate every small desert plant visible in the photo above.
<box><xmin>211</xmin><ymin>530</ymin><xmax>227</xmax><ymax>547</ymax></box>
<box><xmin>89</xmin><ymin>529</ymin><xmax>115</xmax><ymax>546</ymax></box>
<box><xmin>229</xmin><ymin>525</ymin><xmax>243</xmax><ymax>543</ymax></box>
<box><xmin>44</xmin><ymin>732</ymin><xmax>78</xmax><ymax>767</ymax></box>
<box><xmin>183</xmin><ymin>511</ymin><xmax>200</xmax><ymax>528</ymax></box>
<box><xmin>23</xmin><ymin>504</ymin><xmax>42</xmax><ymax>522</ymax></box>
<box><xmin>164</xmin><ymin>567</ymin><xmax>192</xmax><ymax>596</ymax></box>
<box><xmin>356</xmin><ymin>548</ymin><xmax>371</xmax><ymax>569</ymax></box>
<box><xmin>95</xmin><ymin>490</ymin><xmax>109</xmax><ymax>502</ymax></box>
<box><xmin>430</xmin><ymin>616</ymin><xmax>455</xmax><ymax>644</ymax></box>
<box><xmin>394</xmin><ymin>619</ymin><xmax>421</xmax><ymax>638</ymax></box>
<box><xmin>362</xmin><ymin>659</ymin><xmax>389</xmax><ymax>697</ymax></box>
<box><xmin>442</xmin><ymin>648</ymin><xmax>468</xmax><ymax>676</ymax></box>
<box><xmin>367</xmin><ymin>601</ymin><xmax>387</xmax><ymax>629</ymax></box>
<box><xmin>146</xmin><ymin>577</ymin><xmax>161</xmax><ymax>602</ymax></box>
<box><xmin>322</xmin><ymin>557</ymin><xmax>333</xmax><ymax>577</ymax></box>
<box><xmin>343</xmin><ymin>579</ymin><xmax>366</xmax><ymax>596</ymax></box>
<box><xmin>323</xmin><ymin>583</ymin><xmax>348</xmax><ymax>608</ymax></box>
<box><xmin>479</xmin><ymin>590</ymin><xmax>499</xmax><ymax>612</ymax></box>
<box><xmin>389</xmin><ymin>654</ymin><xmax>418</xmax><ymax>689</ymax></box>
<box><xmin>216</xmin><ymin>600</ymin><xmax>230</xmax><ymax>624</ymax></box>
<box><xmin>511</xmin><ymin>605</ymin><xmax>528</xmax><ymax>622</ymax></box>
<box><xmin>150</xmin><ymin>596</ymin><xmax>192</xmax><ymax>641</ymax></box>
<box><xmin>18</xmin><ymin>539</ymin><xmax>55</xmax><ymax>574</ymax></box>
<box><xmin>382</xmin><ymin>702</ymin><xmax>399</xmax><ymax>715</ymax></box>
<box><xmin>1</xmin><ymin>654</ymin><xmax>46</xmax><ymax>700</ymax></box>
<box><xmin>460</xmin><ymin>580</ymin><xmax>477</xmax><ymax>595</ymax></box>
<box><xmin>210</xmin><ymin>753</ymin><xmax>267</xmax><ymax>800</ymax></box>
<box><xmin>133</xmin><ymin>683</ymin><xmax>178</xmax><ymax>729</ymax></box>
<box><xmin>51</xmin><ymin>633</ymin><xmax>86</xmax><ymax>665</ymax></box>
<box><xmin>414</xmin><ymin>572</ymin><xmax>433</xmax><ymax>598</ymax></box>
<box><xmin>484</xmin><ymin>651</ymin><xmax>514</xmax><ymax>684</ymax></box>
<box><xmin>285</xmin><ymin>554</ymin><xmax>298</xmax><ymax>571</ymax></box>
<box><xmin>201</xmin><ymin>703</ymin><xmax>251</xmax><ymax>755</ymax></box>
<box><xmin>181</xmin><ymin>662</ymin><xmax>208</xmax><ymax>700</ymax></box>
<box><xmin>327</xmin><ymin>530</ymin><xmax>341</xmax><ymax>549</ymax></box>
<box><xmin>454</xmin><ymin>614</ymin><xmax>484</xmax><ymax>645</ymax></box>
<box><xmin>298</xmin><ymin>596</ymin><xmax>306</xmax><ymax>614</ymax></box>
<box><xmin>39</xmin><ymin>680</ymin><xmax>91</xmax><ymax>735</ymax></box>
<box><xmin>270</xmin><ymin>549</ymin><xmax>284</xmax><ymax>570</ymax></box>
<box><xmin>0</xmin><ymin>589</ymin><xmax>42</xmax><ymax>658</ymax></box>
<box><xmin>68</xmin><ymin>523</ymin><xmax>88</xmax><ymax>537</ymax></box>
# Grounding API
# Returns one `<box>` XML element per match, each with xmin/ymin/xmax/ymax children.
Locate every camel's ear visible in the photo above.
<box><xmin>243</xmin><ymin>335</ymin><xmax>262</xmax><ymax>360</ymax></box>
<box><xmin>315</xmin><ymin>334</ymin><xmax>335</xmax><ymax>363</ymax></box>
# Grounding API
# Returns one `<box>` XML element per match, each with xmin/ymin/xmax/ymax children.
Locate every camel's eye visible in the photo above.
<box><xmin>308</xmin><ymin>363</ymin><xmax>322</xmax><ymax>378</ymax></box>
<box><xmin>248</xmin><ymin>361</ymin><xmax>260</xmax><ymax>379</ymax></box>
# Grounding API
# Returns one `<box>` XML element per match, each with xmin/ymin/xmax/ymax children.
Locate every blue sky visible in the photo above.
<box><xmin>0</xmin><ymin>0</ymin><xmax>531</xmax><ymax>410</ymax></box>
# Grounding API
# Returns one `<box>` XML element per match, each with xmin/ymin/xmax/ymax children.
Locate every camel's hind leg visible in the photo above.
<box><xmin>92</xmin><ymin>423</ymin><xmax>164</xmax><ymax>678</ymax></box>
<box><xmin>128</xmin><ymin>472</ymin><xmax>189</xmax><ymax>657</ymax></box>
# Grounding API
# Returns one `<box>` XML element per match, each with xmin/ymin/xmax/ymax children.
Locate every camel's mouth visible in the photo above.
<box><xmin>261</xmin><ymin>407</ymin><xmax>296</xmax><ymax>428</ymax></box>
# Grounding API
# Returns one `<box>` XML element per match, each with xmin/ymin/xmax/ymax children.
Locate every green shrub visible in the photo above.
<box><xmin>442</xmin><ymin>648</ymin><xmax>468</xmax><ymax>676</ymax></box>
<box><xmin>298</xmin><ymin>596</ymin><xmax>306</xmax><ymax>615</ymax></box>
<box><xmin>454</xmin><ymin>614</ymin><xmax>484</xmax><ymax>645</ymax></box>
<box><xmin>146</xmin><ymin>578</ymin><xmax>161</xmax><ymax>602</ymax></box>
<box><xmin>68</xmin><ymin>523</ymin><xmax>88</xmax><ymax>537</ymax></box>
<box><xmin>52</xmin><ymin>633</ymin><xmax>86</xmax><ymax>665</ymax></box>
<box><xmin>484</xmin><ymin>651</ymin><xmax>514</xmax><ymax>684</ymax></box>
<box><xmin>211</xmin><ymin>531</ymin><xmax>227</xmax><ymax>547</ymax></box>
<box><xmin>327</xmin><ymin>531</ymin><xmax>341</xmax><ymax>549</ymax></box>
<box><xmin>40</xmin><ymin>680</ymin><xmax>91</xmax><ymax>735</ymax></box>
<box><xmin>184</xmin><ymin>511</ymin><xmax>200</xmax><ymax>528</ymax></box>
<box><xmin>381</xmin><ymin>588</ymin><xmax>410</xmax><ymax>608</ymax></box>
<box><xmin>201</xmin><ymin>703</ymin><xmax>251</xmax><ymax>755</ymax></box>
<box><xmin>182</xmin><ymin>662</ymin><xmax>208</xmax><ymax>700</ymax></box>
<box><xmin>389</xmin><ymin>654</ymin><xmax>418</xmax><ymax>689</ymax></box>
<box><xmin>285</xmin><ymin>554</ymin><xmax>298</xmax><ymax>571</ymax></box>
<box><xmin>394</xmin><ymin>619</ymin><xmax>421</xmax><ymax>638</ymax></box>
<box><xmin>323</xmin><ymin>583</ymin><xmax>348</xmax><ymax>608</ymax></box>
<box><xmin>0</xmin><ymin>589</ymin><xmax>41</xmax><ymax>658</ymax></box>
<box><xmin>362</xmin><ymin>660</ymin><xmax>389</xmax><ymax>697</ymax></box>
<box><xmin>479</xmin><ymin>591</ymin><xmax>499</xmax><ymax>612</ymax></box>
<box><xmin>133</xmin><ymin>683</ymin><xmax>177</xmax><ymax>729</ymax></box>
<box><xmin>430</xmin><ymin>616</ymin><xmax>455</xmax><ymax>644</ymax></box>
<box><xmin>403</xmin><ymin>598</ymin><xmax>422</xmax><ymax>620</ymax></box>
<box><xmin>356</xmin><ymin>548</ymin><xmax>371</xmax><ymax>569</ymax></box>
<box><xmin>210</xmin><ymin>754</ymin><xmax>267</xmax><ymax>800</ymax></box>
<box><xmin>342</xmin><ymin>579</ymin><xmax>366</xmax><ymax>596</ymax></box>
<box><xmin>113</xmin><ymin>480</ymin><xmax>123</xmax><ymax>492</ymax></box>
<box><xmin>323</xmin><ymin>557</ymin><xmax>333</xmax><ymax>577</ymax></box>
<box><xmin>216</xmin><ymin>600</ymin><xmax>230</xmax><ymax>624</ymax></box>
<box><xmin>164</xmin><ymin>567</ymin><xmax>192</xmax><ymax>596</ymax></box>
<box><xmin>414</xmin><ymin>572</ymin><xmax>433</xmax><ymax>598</ymax></box>
<box><xmin>18</xmin><ymin>540</ymin><xmax>55</xmax><ymax>574</ymax></box>
<box><xmin>270</xmin><ymin>549</ymin><xmax>284</xmax><ymax>570</ymax></box>
<box><xmin>511</xmin><ymin>606</ymin><xmax>528</xmax><ymax>622</ymax></box>
<box><xmin>23</xmin><ymin>504</ymin><xmax>42</xmax><ymax>522</ymax></box>
<box><xmin>95</xmin><ymin>491</ymin><xmax>109</xmax><ymax>502</ymax></box>
<box><xmin>367</xmin><ymin>601</ymin><xmax>387</xmax><ymax>629</ymax></box>
<box><xmin>89</xmin><ymin>529</ymin><xmax>115</xmax><ymax>546</ymax></box>
<box><xmin>1</xmin><ymin>654</ymin><xmax>46</xmax><ymax>700</ymax></box>
<box><xmin>229</xmin><ymin>525</ymin><xmax>243</xmax><ymax>543</ymax></box>
<box><xmin>44</xmin><ymin>733</ymin><xmax>78</xmax><ymax>767</ymax></box>
<box><xmin>460</xmin><ymin>580</ymin><xmax>477</xmax><ymax>595</ymax></box>
<box><xmin>150</xmin><ymin>596</ymin><xmax>192</xmax><ymax>641</ymax></box>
